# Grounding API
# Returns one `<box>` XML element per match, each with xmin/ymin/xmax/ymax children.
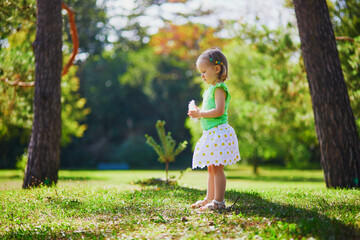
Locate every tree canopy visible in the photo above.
<box><xmin>1</xmin><ymin>0</ymin><xmax>360</xmax><ymax>170</ymax></box>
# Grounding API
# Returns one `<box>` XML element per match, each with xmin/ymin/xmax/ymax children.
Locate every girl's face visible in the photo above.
<box><xmin>196</xmin><ymin>58</ymin><xmax>220</xmax><ymax>85</ymax></box>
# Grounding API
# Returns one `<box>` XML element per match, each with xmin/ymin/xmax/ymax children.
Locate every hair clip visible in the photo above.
<box><xmin>210</xmin><ymin>58</ymin><xmax>223</xmax><ymax>65</ymax></box>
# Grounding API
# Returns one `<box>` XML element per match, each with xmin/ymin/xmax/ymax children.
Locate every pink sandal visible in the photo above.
<box><xmin>191</xmin><ymin>197</ymin><xmax>212</xmax><ymax>209</ymax></box>
<box><xmin>200</xmin><ymin>199</ymin><xmax>226</xmax><ymax>211</ymax></box>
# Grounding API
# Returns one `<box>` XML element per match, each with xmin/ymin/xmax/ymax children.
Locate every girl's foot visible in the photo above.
<box><xmin>199</xmin><ymin>199</ymin><xmax>226</xmax><ymax>211</ymax></box>
<box><xmin>191</xmin><ymin>198</ymin><xmax>212</xmax><ymax>209</ymax></box>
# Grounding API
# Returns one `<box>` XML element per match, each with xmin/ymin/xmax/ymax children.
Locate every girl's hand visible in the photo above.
<box><xmin>191</xmin><ymin>88</ymin><xmax>226</xmax><ymax>119</ymax></box>
<box><xmin>188</xmin><ymin>106</ymin><xmax>201</xmax><ymax>118</ymax></box>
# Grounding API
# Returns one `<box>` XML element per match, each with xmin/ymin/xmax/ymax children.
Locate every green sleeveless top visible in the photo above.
<box><xmin>200</xmin><ymin>82</ymin><xmax>231</xmax><ymax>131</ymax></box>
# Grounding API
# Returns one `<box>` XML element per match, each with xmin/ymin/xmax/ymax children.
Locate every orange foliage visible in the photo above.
<box><xmin>150</xmin><ymin>22</ymin><xmax>227</xmax><ymax>61</ymax></box>
<box><xmin>62</xmin><ymin>2</ymin><xmax>79</xmax><ymax>76</ymax></box>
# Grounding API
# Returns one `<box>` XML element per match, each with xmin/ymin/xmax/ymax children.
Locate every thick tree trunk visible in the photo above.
<box><xmin>293</xmin><ymin>0</ymin><xmax>360</xmax><ymax>188</ymax></box>
<box><xmin>23</xmin><ymin>0</ymin><xmax>62</xmax><ymax>188</ymax></box>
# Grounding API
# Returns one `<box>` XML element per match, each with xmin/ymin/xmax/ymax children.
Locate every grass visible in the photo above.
<box><xmin>0</xmin><ymin>165</ymin><xmax>359</xmax><ymax>239</ymax></box>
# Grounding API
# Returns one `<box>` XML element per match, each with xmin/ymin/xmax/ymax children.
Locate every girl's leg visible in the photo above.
<box><xmin>191</xmin><ymin>165</ymin><xmax>215</xmax><ymax>208</ymax></box>
<box><xmin>206</xmin><ymin>165</ymin><xmax>215</xmax><ymax>200</ymax></box>
<box><xmin>212</xmin><ymin>165</ymin><xmax>226</xmax><ymax>202</ymax></box>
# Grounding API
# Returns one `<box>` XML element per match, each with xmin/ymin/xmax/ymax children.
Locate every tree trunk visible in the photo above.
<box><xmin>253</xmin><ymin>156</ymin><xmax>259</xmax><ymax>175</ymax></box>
<box><xmin>23</xmin><ymin>0</ymin><xmax>62</xmax><ymax>188</ymax></box>
<box><xmin>165</xmin><ymin>162</ymin><xmax>169</xmax><ymax>182</ymax></box>
<box><xmin>293</xmin><ymin>0</ymin><xmax>360</xmax><ymax>188</ymax></box>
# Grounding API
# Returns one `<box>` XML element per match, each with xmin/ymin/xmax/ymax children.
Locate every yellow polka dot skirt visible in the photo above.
<box><xmin>192</xmin><ymin>123</ymin><xmax>241</xmax><ymax>169</ymax></box>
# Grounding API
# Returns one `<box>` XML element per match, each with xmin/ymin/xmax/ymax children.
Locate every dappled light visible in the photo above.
<box><xmin>1</xmin><ymin>167</ymin><xmax>359</xmax><ymax>239</ymax></box>
<box><xmin>1</xmin><ymin>0</ymin><xmax>360</xmax><ymax>238</ymax></box>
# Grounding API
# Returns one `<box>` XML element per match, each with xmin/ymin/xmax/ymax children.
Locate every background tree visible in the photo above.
<box><xmin>3</xmin><ymin>0</ymin><xmax>359</xmax><ymax>173</ymax></box>
<box><xmin>23</xmin><ymin>0</ymin><xmax>63</xmax><ymax>188</ymax></box>
<box><xmin>62</xmin><ymin>0</ymin><xmax>109</xmax><ymax>56</ymax></box>
<box><xmin>331</xmin><ymin>0</ymin><xmax>360</xmax><ymax>130</ymax></box>
<box><xmin>186</xmin><ymin>22</ymin><xmax>319</xmax><ymax>172</ymax></box>
<box><xmin>0</xmin><ymin>0</ymin><xmax>88</xmax><ymax>169</ymax></box>
<box><xmin>293</xmin><ymin>0</ymin><xmax>360</xmax><ymax>188</ymax></box>
<box><xmin>0</xmin><ymin>1</ymin><xmax>36</xmax><ymax>169</ymax></box>
<box><xmin>60</xmin><ymin>1</ymin><xmax>221</xmax><ymax>169</ymax></box>
<box><xmin>150</xmin><ymin>22</ymin><xmax>227</xmax><ymax>60</ymax></box>
<box><xmin>227</xmin><ymin>23</ymin><xmax>317</xmax><ymax>173</ymax></box>
<box><xmin>62</xmin><ymin>44</ymin><xmax>202</xmax><ymax>169</ymax></box>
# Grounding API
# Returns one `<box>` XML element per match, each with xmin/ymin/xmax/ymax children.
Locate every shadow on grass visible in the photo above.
<box><xmin>161</xmin><ymin>185</ymin><xmax>359</xmax><ymax>239</ymax></box>
<box><xmin>227</xmin><ymin>175</ymin><xmax>324</xmax><ymax>182</ymax></box>
<box><xmin>224</xmin><ymin>189</ymin><xmax>360</xmax><ymax>239</ymax></box>
<box><xmin>0</xmin><ymin>175</ymin><xmax>23</xmax><ymax>180</ymax></box>
<box><xmin>1</xmin><ymin>184</ymin><xmax>359</xmax><ymax>240</ymax></box>
<box><xmin>0</xmin><ymin>175</ymin><xmax>99</xmax><ymax>181</ymax></box>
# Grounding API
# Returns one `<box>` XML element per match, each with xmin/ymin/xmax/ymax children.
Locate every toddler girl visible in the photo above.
<box><xmin>188</xmin><ymin>48</ymin><xmax>241</xmax><ymax>210</ymax></box>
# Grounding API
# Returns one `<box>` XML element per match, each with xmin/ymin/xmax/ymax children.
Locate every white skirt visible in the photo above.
<box><xmin>192</xmin><ymin>123</ymin><xmax>241</xmax><ymax>169</ymax></box>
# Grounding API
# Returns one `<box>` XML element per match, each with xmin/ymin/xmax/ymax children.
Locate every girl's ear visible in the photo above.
<box><xmin>214</xmin><ymin>65</ymin><xmax>221</xmax><ymax>73</ymax></box>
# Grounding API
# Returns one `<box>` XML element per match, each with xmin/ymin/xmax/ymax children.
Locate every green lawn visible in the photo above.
<box><xmin>0</xmin><ymin>166</ymin><xmax>359</xmax><ymax>239</ymax></box>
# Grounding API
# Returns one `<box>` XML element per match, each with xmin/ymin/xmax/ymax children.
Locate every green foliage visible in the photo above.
<box><xmin>62</xmin><ymin>46</ymin><xmax>200</xmax><ymax>169</ymax></box>
<box><xmin>0</xmin><ymin>0</ymin><xmax>36</xmax><ymax>43</ymax></box>
<box><xmin>330</xmin><ymin>0</ymin><xmax>360</xmax><ymax>130</ymax></box>
<box><xmin>60</xmin><ymin>49</ymin><xmax>160</xmax><ymax>168</ymax></box>
<box><xmin>62</xmin><ymin>0</ymin><xmax>109</xmax><ymax>55</ymax></box>
<box><xmin>145</xmin><ymin>120</ymin><xmax>187</xmax><ymax>180</ymax></box>
<box><xmin>0</xmin><ymin>20</ymin><xmax>35</xmax><ymax>83</ymax></box>
<box><xmin>226</xmin><ymin>24</ymin><xmax>318</xmax><ymax>168</ymax></box>
<box><xmin>0</xmin><ymin>167</ymin><xmax>359</xmax><ymax>239</ymax></box>
<box><xmin>0</xmin><ymin>18</ymin><xmax>35</xmax><ymax>168</ymax></box>
<box><xmin>146</xmin><ymin>120</ymin><xmax>188</xmax><ymax>164</ymax></box>
<box><xmin>331</xmin><ymin>0</ymin><xmax>360</xmax><ymax>37</ymax></box>
<box><xmin>106</xmin><ymin>135</ymin><xmax>157</xmax><ymax>169</ymax></box>
<box><xmin>60</xmin><ymin>62</ymin><xmax>89</xmax><ymax>146</ymax></box>
<box><xmin>185</xmin><ymin>116</ymin><xmax>203</xmax><ymax>151</ymax></box>
<box><xmin>187</xmin><ymin>23</ymin><xmax>319</xmax><ymax>168</ymax></box>
<box><xmin>119</xmin><ymin>47</ymin><xmax>159</xmax><ymax>100</ymax></box>
<box><xmin>337</xmin><ymin>36</ymin><xmax>360</xmax><ymax>128</ymax></box>
<box><xmin>0</xmin><ymin>2</ymin><xmax>89</xmax><ymax>168</ymax></box>
<box><xmin>15</xmin><ymin>149</ymin><xmax>27</xmax><ymax>173</ymax></box>
<box><xmin>4</xmin><ymin>0</ymin><xmax>359</xmax><ymax>171</ymax></box>
<box><xmin>0</xmin><ymin>19</ymin><xmax>35</xmax><ymax>156</ymax></box>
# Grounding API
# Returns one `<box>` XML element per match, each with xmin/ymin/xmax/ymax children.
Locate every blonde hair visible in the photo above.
<box><xmin>197</xmin><ymin>48</ymin><xmax>228</xmax><ymax>81</ymax></box>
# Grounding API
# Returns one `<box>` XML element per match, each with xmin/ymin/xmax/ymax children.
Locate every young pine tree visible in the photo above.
<box><xmin>145</xmin><ymin>120</ymin><xmax>187</xmax><ymax>182</ymax></box>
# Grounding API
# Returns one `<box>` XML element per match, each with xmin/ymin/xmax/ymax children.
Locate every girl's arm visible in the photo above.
<box><xmin>188</xmin><ymin>88</ymin><xmax>226</xmax><ymax>118</ymax></box>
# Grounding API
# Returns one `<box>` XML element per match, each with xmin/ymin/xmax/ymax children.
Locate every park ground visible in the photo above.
<box><xmin>0</xmin><ymin>165</ymin><xmax>359</xmax><ymax>239</ymax></box>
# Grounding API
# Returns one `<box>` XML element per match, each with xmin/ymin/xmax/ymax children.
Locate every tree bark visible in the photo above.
<box><xmin>293</xmin><ymin>0</ymin><xmax>360</xmax><ymax>188</ymax></box>
<box><xmin>23</xmin><ymin>0</ymin><xmax>62</xmax><ymax>188</ymax></box>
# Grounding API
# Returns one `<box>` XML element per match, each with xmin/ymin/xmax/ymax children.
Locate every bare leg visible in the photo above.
<box><xmin>212</xmin><ymin>165</ymin><xmax>226</xmax><ymax>202</ymax></box>
<box><xmin>206</xmin><ymin>165</ymin><xmax>215</xmax><ymax>200</ymax></box>
<box><xmin>191</xmin><ymin>165</ymin><xmax>215</xmax><ymax>208</ymax></box>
